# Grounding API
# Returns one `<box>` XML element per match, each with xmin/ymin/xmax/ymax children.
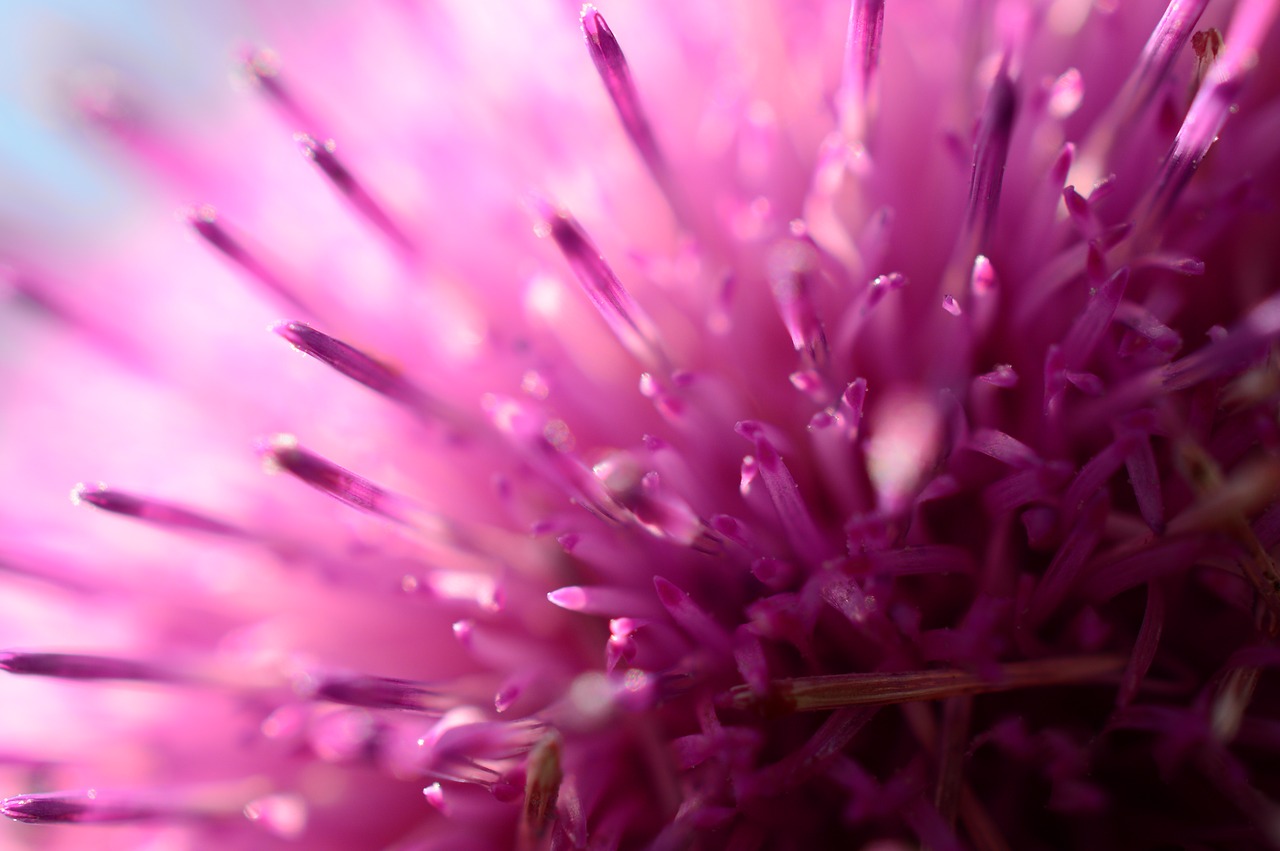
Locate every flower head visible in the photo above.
<box><xmin>3</xmin><ymin>0</ymin><xmax>1280</xmax><ymax>848</ymax></box>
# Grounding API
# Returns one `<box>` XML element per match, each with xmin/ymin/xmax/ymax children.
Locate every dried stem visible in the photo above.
<box><xmin>725</xmin><ymin>655</ymin><xmax>1126</xmax><ymax>713</ymax></box>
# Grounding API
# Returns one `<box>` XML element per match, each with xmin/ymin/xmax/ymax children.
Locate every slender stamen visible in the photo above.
<box><xmin>242</xmin><ymin>48</ymin><xmax>322</xmax><ymax>132</ymax></box>
<box><xmin>1061</xmin><ymin>435</ymin><xmax>1138</xmax><ymax>531</ymax></box>
<box><xmin>260</xmin><ymin>434</ymin><xmax>403</xmax><ymax>521</ymax></box>
<box><xmin>1</xmin><ymin>269</ymin><xmax>129</xmax><ymax>362</ymax></box>
<box><xmin>0</xmin><ymin>555</ymin><xmax>100</xmax><ymax>597</ymax></box>
<box><xmin>863</xmin><ymin>545</ymin><xmax>976</xmax><ymax>578</ymax></box>
<box><xmin>533</xmin><ymin>198</ymin><xmax>671</xmax><ymax>371</ymax></box>
<box><xmin>1081</xmin><ymin>535</ymin><xmax>1218</xmax><ymax>602</ymax></box>
<box><xmin>976</xmin><ymin>364</ymin><xmax>1018</xmax><ymax>388</ymax></box>
<box><xmin>1071</xmin><ymin>0</ymin><xmax>1211</xmax><ymax>188</ymax></box>
<box><xmin>1116</xmin><ymin>301</ymin><xmax>1182</xmax><ymax>358</ymax></box>
<box><xmin>737</xmin><ymin>707</ymin><xmax>877</xmax><ymax>796</ymax></box>
<box><xmin>71</xmin><ymin>484</ymin><xmax>242</xmax><ymax>536</ymax></box>
<box><xmin>1117</xmin><ymin>0</ymin><xmax>1212</xmax><ymax>119</ymax></box>
<box><xmin>1027</xmin><ymin>491</ymin><xmax>1108</xmax><ymax>625</ymax></box>
<box><xmin>982</xmin><ymin>463</ymin><xmax>1072</xmax><ymax>516</ymax></box>
<box><xmin>187</xmin><ymin>206</ymin><xmax>315</xmax><ymax>315</ymax></box>
<box><xmin>1062</xmin><ymin>186</ymin><xmax>1099</xmax><ymax>239</ymax></box>
<box><xmin>822</xmin><ymin>576</ymin><xmax>876</xmax><ymax>624</ymax></box>
<box><xmin>956</xmin><ymin>66</ymin><xmax>1018</xmax><ymax>272</ymax></box>
<box><xmin>1135</xmin><ymin>75</ymin><xmax>1243</xmax><ymax>238</ymax></box>
<box><xmin>1118</xmin><ymin>581</ymin><xmax>1167</xmax><ymax>707</ymax></box>
<box><xmin>654</xmin><ymin>576</ymin><xmax>732</xmax><ymax>652</ymax></box>
<box><xmin>767</xmin><ymin>239</ymin><xmax>828</xmax><ymax>368</ymax></box>
<box><xmin>935</xmin><ymin>695</ymin><xmax>973</xmax><ymax>830</ymax></box>
<box><xmin>734</xmin><ymin>627</ymin><xmax>770</xmax><ymax>698</ymax></box>
<box><xmin>295</xmin><ymin>134</ymin><xmax>415</xmax><ymax>254</ymax></box>
<box><xmin>580</xmin><ymin>6</ymin><xmax>670</xmax><ymax>191</ymax></box>
<box><xmin>1135</xmin><ymin>0</ymin><xmax>1280</xmax><ymax>239</ymax></box>
<box><xmin>737</xmin><ymin>421</ymin><xmax>831</xmax><ymax>563</ymax></box>
<box><xmin>965</xmin><ymin>429</ymin><xmax>1041</xmax><ymax>469</ymax></box>
<box><xmin>1159</xmin><ymin>294</ymin><xmax>1280</xmax><ymax>393</ymax></box>
<box><xmin>1044</xmin><ymin>344</ymin><xmax>1067</xmax><ymax>417</ymax></box>
<box><xmin>272</xmin><ymin>321</ymin><xmax>457</xmax><ymax>423</ymax></box>
<box><xmin>840</xmin><ymin>379</ymin><xmax>867</xmax><ymax>436</ymax></box>
<box><xmin>725</xmin><ymin>655</ymin><xmax>1125</xmax><ymax>713</ymax></box>
<box><xmin>305</xmin><ymin>673</ymin><xmax>448</xmax><ymax>713</ymax></box>
<box><xmin>556</xmin><ymin>779</ymin><xmax>587</xmax><ymax>849</ymax></box>
<box><xmin>2</xmin><ymin>791</ymin><xmax>170</xmax><ymax>825</ymax></box>
<box><xmin>1124</xmin><ymin>428</ymin><xmax>1166</xmax><ymax>533</ymax></box>
<box><xmin>838</xmin><ymin>0</ymin><xmax>886</xmax><ymax>138</ymax></box>
<box><xmin>547</xmin><ymin>585</ymin><xmax>662</xmax><ymax>618</ymax></box>
<box><xmin>273</xmin><ymin>321</ymin><xmax>406</xmax><ymax>398</ymax></box>
<box><xmin>0</xmin><ymin>651</ymin><xmax>172</xmax><ymax>682</ymax></box>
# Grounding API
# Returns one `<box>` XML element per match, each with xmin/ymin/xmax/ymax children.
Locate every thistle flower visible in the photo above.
<box><xmin>2</xmin><ymin>0</ymin><xmax>1280</xmax><ymax>849</ymax></box>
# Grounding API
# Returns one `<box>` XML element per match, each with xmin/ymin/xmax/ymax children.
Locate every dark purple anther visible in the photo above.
<box><xmin>966</xmin><ymin>429</ymin><xmax>1040</xmax><ymax>469</ymax></box>
<box><xmin>187</xmin><ymin>206</ymin><xmax>314</xmax><ymax>315</ymax></box>
<box><xmin>840</xmin><ymin>0</ymin><xmax>885</xmax><ymax>134</ymax></box>
<box><xmin>737</xmin><ymin>421</ymin><xmax>830</xmax><ymax>563</ymax></box>
<box><xmin>272</xmin><ymin>321</ymin><xmax>443</xmax><ymax>418</ymax></box>
<box><xmin>737</xmin><ymin>708</ymin><xmax>877</xmax><ymax>797</ymax></box>
<box><xmin>767</xmin><ymin>240</ymin><xmax>828</xmax><ymax>368</ymax></box>
<box><xmin>262</xmin><ymin>436</ymin><xmax>398</xmax><ymax>519</ymax></box>
<box><xmin>962</xmin><ymin>67</ymin><xmax>1018</xmax><ymax>256</ymax></box>
<box><xmin>1139</xmin><ymin>76</ymin><xmax>1244</xmax><ymax>233</ymax></box>
<box><xmin>1027</xmin><ymin>491</ymin><xmax>1109</xmax><ymax>624</ymax></box>
<box><xmin>72</xmin><ymin>484</ymin><xmax>241</xmax><ymax>536</ymax></box>
<box><xmin>580</xmin><ymin>6</ymin><xmax>667</xmax><ymax>185</ymax></box>
<box><xmin>2</xmin><ymin>792</ymin><xmax>165</xmax><ymax>824</ymax></box>
<box><xmin>295</xmin><ymin>134</ymin><xmax>416</xmax><ymax>255</ymax></box>
<box><xmin>0</xmin><ymin>651</ymin><xmax>169</xmax><ymax>682</ymax></box>
<box><xmin>1043</xmin><ymin>344</ymin><xmax>1068</xmax><ymax>417</ymax></box>
<box><xmin>1161</xmin><ymin>293</ymin><xmax>1280</xmax><ymax>392</ymax></box>
<box><xmin>242</xmin><ymin>49</ymin><xmax>323</xmax><ymax>132</ymax></box>
<box><xmin>653</xmin><ymin>576</ymin><xmax>731</xmax><ymax>652</ymax></box>
<box><xmin>535</xmin><ymin>199</ymin><xmax>670</xmax><ymax>371</ymax></box>
<box><xmin>312</xmin><ymin>674</ymin><xmax>444</xmax><ymax>712</ymax></box>
<box><xmin>1062</xmin><ymin>267</ymin><xmax>1129</xmax><ymax>370</ymax></box>
<box><xmin>1062</xmin><ymin>186</ymin><xmax>1097</xmax><ymax>238</ymax></box>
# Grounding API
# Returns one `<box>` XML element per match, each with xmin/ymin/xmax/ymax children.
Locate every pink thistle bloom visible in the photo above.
<box><xmin>2</xmin><ymin>0</ymin><xmax>1280</xmax><ymax>848</ymax></box>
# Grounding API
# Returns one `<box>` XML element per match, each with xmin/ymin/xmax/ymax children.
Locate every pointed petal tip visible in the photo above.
<box><xmin>69</xmin><ymin>482</ymin><xmax>96</xmax><ymax>507</ymax></box>
<box><xmin>0</xmin><ymin>790</ymin><xmax>166</xmax><ymax>825</ymax></box>
<box><xmin>580</xmin><ymin>5</ymin><xmax>620</xmax><ymax>67</ymax></box>
<box><xmin>258</xmin><ymin>433</ymin><xmax>298</xmax><ymax>470</ymax></box>
<box><xmin>525</xmin><ymin>191</ymin><xmax>558</xmax><ymax>226</ymax></box>
<box><xmin>2</xmin><ymin>793</ymin><xmax>88</xmax><ymax>824</ymax></box>
<box><xmin>70</xmin><ymin>483</ymin><xmax>131</xmax><ymax>513</ymax></box>
<box><xmin>580</xmin><ymin>4</ymin><xmax>603</xmax><ymax>34</ymax></box>
<box><xmin>547</xmin><ymin>586</ymin><xmax>587</xmax><ymax>611</ymax></box>
<box><xmin>184</xmin><ymin>203</ymin><xmax>218</xmax><ymax>227</ymax></box>
<box><xmin>270</xmin><ymin>319</ymin><xmax>302</xmax><ymax>339</ymax></box>
<box><xmin>652</xmin><ymin>575</ymin><xmax>683</xmax><ymax>607</ymax></box>
<box><xmin>261</xmin><ymin>439</ymin><xmax>396</xmax><ymax>517</ymax></box>
<box><xmin>71</xmin><ymin>485</ymin><xmax>239</xmax><ymax>535</ymax></box>
<box><xmin>309</xmin><ymin>673</ymin><xmax>444</xmax><ymax>712</ymax></box>
<box><xmin>0</xmin><ymin>651</ymin><xmax>167</xmax><ymax>682</ymax></box>
<box><xmin>293</xmin><ymin>132</ymin><xmax>324</xmax><ymax>156</ymax></box>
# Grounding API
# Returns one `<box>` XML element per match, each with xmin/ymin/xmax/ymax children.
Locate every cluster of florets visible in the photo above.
<box><xmin>2</xmin><ymin>1</ymin><xmax>1280</xmax><ymax>849</ymax></box>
